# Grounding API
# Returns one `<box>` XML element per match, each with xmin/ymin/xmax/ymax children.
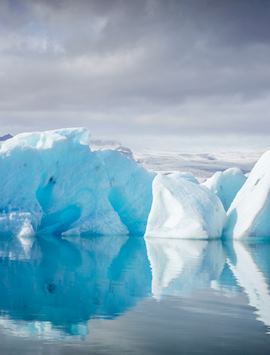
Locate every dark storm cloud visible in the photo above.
<box><xmin>0</xmin><ymin>0</ymin><xmax>270</xmax><ymax>137</ymax></box>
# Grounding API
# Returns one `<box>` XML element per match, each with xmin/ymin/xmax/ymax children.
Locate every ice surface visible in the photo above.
<box><xmin>0</xmin><ymin>128</ymin><xmax>153</xmax><ymax>237</ymax></box>
<box><xmin>202</xmin><ymin>167</ymin><xmax>247</xmax><ymax>211</ymax></box>
<box><xmin>224</xmin><ymin>150</ymin><xmax>270</xmax><ymax>239</ymax></box>
<box><xmin>145</xmin><ymin>173</ymin><xmax>226</xmax><ymax>239</ymax></box>
<box><xmin>96</xmin><ymin>150</ymin><xmax>154</xmax><ymax>235</ymax></box>
<box><xmin>166</xmin><ymin>171</ymin><xmax>199</xmax><ymax>184</ymax></box>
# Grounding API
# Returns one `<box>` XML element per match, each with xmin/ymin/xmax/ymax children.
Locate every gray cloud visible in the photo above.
<box><xmin>0</xmin><ymin>0</ymin><xmax>270</xmax><ymax>142</ymax></box>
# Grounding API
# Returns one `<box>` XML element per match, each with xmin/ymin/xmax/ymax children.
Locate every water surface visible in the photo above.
<box><xmin>0</xmin><ymin>235</ymin><xmax>270</xmax><ymax>354</ymax></box>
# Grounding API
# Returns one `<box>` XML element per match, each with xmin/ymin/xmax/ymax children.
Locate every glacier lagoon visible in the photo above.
<box><xmin>0</xmin><ymin>235</ymin><xmax>270</xmax><ymax>354</ymax></box>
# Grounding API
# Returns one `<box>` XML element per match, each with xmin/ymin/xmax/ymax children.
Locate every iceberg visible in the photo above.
<box><xmin>0</xmin><ymin>128</ymin><xmax>154</xmax><ymax>237</ymax></box>
<box><xmin>202</xmin><ymin>167</ymin><xmax>246</xmax><ymax>211</ymax></box>
<box><xmin>224</xmin><ymin>150</ymin><xmax>270</xmax><ymax>239</ymax></box>
<box><xmin>145</xmin><ymin>173</ymin><xmax>226</xmax><ymax>239</ymax></box>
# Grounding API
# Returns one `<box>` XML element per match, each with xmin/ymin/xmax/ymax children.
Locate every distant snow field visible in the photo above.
<box><xmin>134</xmin><ymin>150</ymin><xmax>261</xmax><ymax>181</ymax></box>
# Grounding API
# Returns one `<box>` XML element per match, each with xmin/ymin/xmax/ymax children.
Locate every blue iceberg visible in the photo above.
<box><xmin>0</xmin><ymin>128</ymin><xmax>154</xmax><ymax>238</ymax></box>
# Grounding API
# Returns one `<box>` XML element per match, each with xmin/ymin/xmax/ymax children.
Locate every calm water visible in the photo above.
<box><xmin>0</xmin><ymin>235</ymin><xmax>270</xmax><ymax>354</ymax></box>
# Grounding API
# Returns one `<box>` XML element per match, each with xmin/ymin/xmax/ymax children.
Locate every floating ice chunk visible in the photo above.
<box><xmin>145</xmin><ymin>174</ymin><xmax>226</xmax><ymax>239</ymax></box>
<box><xmin>203</xmin><ymin>167</ymin><xmax>247</xmax><ymax>211</ymax></box>
<box><xmin>224</xmin><ymin>150</ymin><xmax>270</xmax><ymax>239</ymax></box>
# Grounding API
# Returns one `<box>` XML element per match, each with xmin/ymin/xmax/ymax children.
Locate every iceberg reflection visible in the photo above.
<box><xmin>145</xmin><ymin>238</ymin><xmax>225</xmax><ymax>299</ymax></box>
<box><xmin>0</xmin><ymin>235</ymin><xmax>151</xmax><ymax>337</ymax></box>
<box><xmin>147</xmin><ymin>238</ymin><xmax>270</xmax><ymax>332</ymax></box>
<box><xmin>0</xmin><ymin>235</ymin><xmax>270</xmax><ymax>338</ymax></box>
<box><xmin>225</xmin><ymin>241</ymin><xmax>270</xmax><ymax>331</ymax></box>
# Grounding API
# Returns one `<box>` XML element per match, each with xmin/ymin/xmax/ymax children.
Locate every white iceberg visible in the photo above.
<box><xmin>0</xmin><ymin>128</ymin><xmax>154</xmax><ymax>237</ymax></box>
<box><xmin>203</xmin><ymin>167</ymin><xmax>247</xmax><ymax>211</ymax></box>
<box><xmin>224</xmin><ymin>150</ymin><xmax>270</xmax><ymax>239</ymax></box>
<box><xmin>145</xmin><ymin>173</ymin><xmax>226</xmax><ymax>239</ymax></box>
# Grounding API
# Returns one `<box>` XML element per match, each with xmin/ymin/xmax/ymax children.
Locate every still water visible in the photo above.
<box><xmin>0</xmin><ymin>235</ymin><xmax>270</xmax><ymax>354</ymax></box>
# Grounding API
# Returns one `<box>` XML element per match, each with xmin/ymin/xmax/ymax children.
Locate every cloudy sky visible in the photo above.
<box><xmin>0</xmin><ymin>0</ymin><xmax>270</xmax><ymax>148</ymax></box>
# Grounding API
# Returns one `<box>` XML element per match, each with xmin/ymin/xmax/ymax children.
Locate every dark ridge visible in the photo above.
<box><xmin>0</xmin><ymin>134</ymin><xmax>13</xmax><ymax>141</ymax></box>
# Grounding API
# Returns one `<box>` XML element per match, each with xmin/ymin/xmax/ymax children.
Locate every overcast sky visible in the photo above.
<box><xmin>0</xmin><ymin>0</ymin><xmax>270</xmax><ymax>146</ymax></box>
